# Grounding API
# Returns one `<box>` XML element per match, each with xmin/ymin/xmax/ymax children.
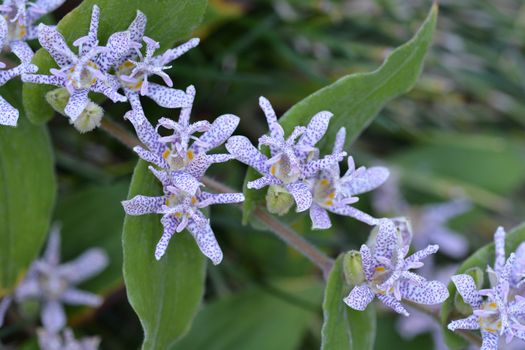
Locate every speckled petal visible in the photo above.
<box><xmin>155</xmin><ymin>215</ymin><xmax>179</xmax><ymax>260</ymax></box>
<box><xmin>30</xmin><ymin>0</ymin><xmax>67</xmax><ymax>21</ymax></box>
<box><xmin>91</xmin><ymin>79</ymin><xmax>127</xmax><ymax>103</ymax></box>
<box><xmin>22</xmin><ymin>73</ymin><xmax>65</xmax><ymax>87</ymax></box>
<box><xmin>373</xmin><ymin>219</ymin><xmax>398</xmax><ymax>260</ymax></box>
<box><xmin>178</xmin><ymin>85</ymin><xmax>196</xmax><ymax>127</ymax></box>
<box><xmin>145</xmin><ymin>83</ymin><xmax>191</xmax><ymax>108</ymax></box>
<box><xmin>344</xmin><ymin>166</ymin><xmax>390</xmax><ymax>196</ymax></box>
<box><xmin>399</xmin><ymin>280</ymin><xmax>449</xmax><ymax>305</ymax></box>
<box><xmin>494</xmin><ymin>226</ymin><xmax>506</xmax><ymax>275</ymax></box>
<box><xmin>344</xmin><ymin>285</ymin><xmax>375</xmax><ymax>311</ymax></box>
<box><xmin>42</xmin><ymin>300</ymin><xmax>66</xmax><ymax>333</ymax></box>
<box><xmin>296</xmin><ymin>110</ymin><xmax>332</xmax><ymax>152</ymax></box>
<box><xmin>327</xmin><ymin>205</ymin><xmax>379</xmax><ymax>226</ymax></box>
<box><xmin>206</xmin><ymin>154</ymin><xmax>235</xmax><ymax>164</ymax></box>
<box><xmin>61</xmin><ymin>288</ymin><xmax>101</xmax><ymax>306</ymax></box>
<box><xmin>122</xmin><ymin>195</ymin><xmax>164</xmax><ymax>215</ymax></box>
<box><xmin>96</xmin><ymin>31</ymin><xmax>131</xmax><ymax>71</ymax></box>
<box><xmin>310</xmin><ymin>203</ymin><xmax>331</xmax><ymax>230</ymax></box>
<box><xmin>406</xmin><ymin>244</ymin><xmax>439</xmax><ymax>265</ymax></box>
<box><xmin>75</xmin><ymin>5</ymin><xmax>99</xmax><ymax>55</ymax></box>
<box><xmin>194</xmin><ymin>114</ymin><xmax>240</xmax><ymax>153</ymax></box>
<box><xmin>332</xmin><ymin>127</ymin><xmax>346</xmax><ymax>155</ymax></box>
<box><xmin>187</xmin><ymin>214</ymin><xmax>223</xmax><ymax>265</ymax></box>
<box><xmin>447</xmin><ymin>315</ymin><xmax>480</xmax><ymax>331</ymax></box>
<box><xmin>64</xmin><ymin>89</ymin><xmax>89</xmax><ymax>121</ymax></box>
<box><xmin>377</xmin><ymin>294</ymin><xmax>409</xmax><ymax>316</ymax></box>
<box><xmin>359</xmin><ymin>245</ymin><xmax>375</xmax><ymax>281</ymax></box>
<box><xmin>133</xmin><ymin>145</ymin><xmax>167</xmax><ymax>168</ymax></box>
<box><xmin>285</xmin><ymin>181</ymin><xmax>312</xmax><ymax>212</ymax></box>
<box><xmin>124</xmin><ymin>110</ymin><xmax>163</xmax><ymax>153</ymax></box>
<box><xmin>0</xmin><ymin>95</ymin><xmax>18</xmax><ymax>126</ymax></box>
<box><xmin>247</xmin><ymin>175</ymin><xmax>281</xmax><ymax>190</ymax></box>
<box><xmin>259</xmin><ymin>96</ymin><xmax>283</xmax><ymax>139</ymax></box>
<box><xmin>480</xmin><ymin>330</ymin><xmax>499</xmax><ymax>350</ymax></box>
<box><xmin>0</xmin><ymin>14</ymin><xmax>7</xmax><ymax>48</ymax></box>
<box><xmin>170</xmin><ymin>171</ymin><xmax>201</xmax><ymax>195</ymax></box>
<box><xmin>161</xmin><ymin>38</ymin><xmax>200</xmax><ymax>64</ymax></box>
<box><xmin>58</xmin><ymin>248</ymin><xmax>109</xmax><ymax>284</ymax></box>
<box><xmin>38</xmin><ymin>24</ymin><xmax>77</xmax><ymax>67</ymax></box>
<box><xmin>197</xmin><ymin>192</ymin><xmax>244</xmax><ymax>206</ymax></box>
<box><xmin>10</xmin><ymin>41</ymin><xmax>35</xmax><ymax>64</ymax></box>
<box><xmin>451</xmin><ymin>274</ymin><xmax>483</xmax><ymax>308</ymax></box>
<box><xmin>128</xmin><ymin>10</ymin><xmax>147</xmax><ymax>44</ymax></box>
<box><xmin>226</xmin><ymin>135</ymin><xmax>269</xmax><ymax>174</ymax></box>
<box><xmin>303</xmin><ymin>152</ymin><xmax>346</xmax><ymax>178</ymax></box>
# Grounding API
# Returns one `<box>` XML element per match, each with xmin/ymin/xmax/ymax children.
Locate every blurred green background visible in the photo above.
<box><xmin>6</xmin><ymin>0</ymin><xmax>525</xmax><ymax>349</ymax></box>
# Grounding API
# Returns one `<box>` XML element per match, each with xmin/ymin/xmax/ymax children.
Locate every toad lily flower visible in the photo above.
<box><xmin>308</xmin><ymin>127</ymin><xmax>389</xmax><ymax>229</ymax></box>
<box><xmin>113</xmin><ymin>11</ymin><xmax>198</xmax><ymax>112</ymax></box>
<box><xmin>0</xmin><ymin>226</ymin><xmax>109</xmax><ymax>332</ymax></box>
<box><xmin>22</xmin><ymin>5</ymin><xmax>130</xmax><ymax>121</ymax></box>
<box><xmin>125</xmin><ymin>85</ymin><xmax>239</xmax><ymax>181</ymax></box>
<box><xmin>37</xmin><ymin>328</ymin><xmax>100</xmax><ymax>350</ymax></box>
<box><xmin>0</xmin><ymin>15</ymin><xmax>37</xmax><ymax>126</ymax></box>
<box><xmin>344</xmin><ymin>219</ymin><xmax>449</xmax><ymax>316</ymax></box>
<box><xmin>226</xmin><ymin>97</ymin><xmax>345</xmax><ymax>213</ymax></box>
<box><xmin>0</xmin><ymin>0</ymin><xmax>66</xmax><ymax>42</ymax></box>
<box><xmin>122</xmin><ymin>165</ymin><xmax>244</xmax><ymax>264</ymax></box>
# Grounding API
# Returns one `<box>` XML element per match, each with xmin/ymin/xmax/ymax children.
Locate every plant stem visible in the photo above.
<box><xmin>99</xmin><ymin>119</ymin><xmax>335</xmax><ymax>278</ymax></box>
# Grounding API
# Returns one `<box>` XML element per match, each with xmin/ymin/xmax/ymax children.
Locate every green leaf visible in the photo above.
<box><xmin>173</xmin><ymin>278</ymin><xmax>322</xmax><ymax>350</ymax></box>
<box><xmin>23</xmin><ymin>0</ymin><xmax>208</xmax><ymax>124</ymax></box>
<box><xmin>440</xmin><ymin>222</ymin><xmax>525</xmax><ymax>349</ymax></box>
<box><xmin>54</xmin><ymin>182</ymin><xmax>129</xmax><ymax>293</ymax></box>
<box><xmin>242</xmin><ymin>4</ymin><xmax>438</xmax><ymax>222</ymax></box>
<box><xmin>122</xmin><ymin>160</ymin><xmax>206</xmax><ymax>350</ymax></box>
<box><xmin>321</xmin><ymin>255</ymin><xmax>376</xmax><ymax>350</ymax></box>
<box><xmin>0</xmin><ymin>80</ymin><xmax>56</xmax><ymax>294</ymax></box>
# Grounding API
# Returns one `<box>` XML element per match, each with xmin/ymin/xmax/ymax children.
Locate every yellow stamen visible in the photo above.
<box><xmin>187</xmin><ymin>150</ymin><xmax>194</xmax><ymax>161</ymax></box>
<box><xmin>162</xmin><ymin>149</ymin><xmax>170</xmax><ymax>159</ymax></box>
<box><xmin>375</xmin><ymin>266</ymin><xmax>385</xmax><ymax>272</ymax></box>
<box><xmin>191</xmin><ymin>196</ymin><xmax>197</xmax><ymax>205</ymax></box>
<box><xmin>320</xmin><ymin>179</ymin><xmax>329</xmax><ymax>186</ymax></box>
<box><xmin>270</xmin><ymin>165</ymin><xmax>276</xmax><ymax>176</ymax></box>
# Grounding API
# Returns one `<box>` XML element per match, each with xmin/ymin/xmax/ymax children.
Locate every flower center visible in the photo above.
<box><xmin>313</xmin><ymin>178</ymin><xmax>336</xmax><ymax>207</ymax></box>
<box><xmin>165</xmin><ymin>192</ymin><xmax>197</xmax><ymax>218</ymax></box>
<box><xmin>66</xmin><ymin>61</ymin><xmax>99</xmax><ymax>89</ymax></box>
<box><xmin>162</xmin><ymin>148</ymin><xmax>195</xmax><ymax>171</ymax></box>
<box><xmin>269</xmin><ymin>156</ymin><xmax>301</xmax><ymax>184</ymax></box>
<box><xmin>370</xmin><ymin>265</ymin><xmax>396</xmax><ymax>294</ymax></box>
<box><xmin>40</xmin><ymin>274</ymin><xmax>68</xmax><ymax>300</ymax></box>
<box><xmin>116</xmin><ymin>60</ymin><xmax>144</xmax><ymax>91</ymax></box>
<box><xmin>478</xmin><ymin>301</ymin><xmax>502</xmax><ymax>333</ymax></box>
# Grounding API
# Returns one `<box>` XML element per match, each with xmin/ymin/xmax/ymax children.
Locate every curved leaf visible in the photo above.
<box><xmin>242</xmin><ymin>4</ymin><xmax>438</xmax><ymax>221</ymax></box>
<box><xmin>122</xmin><ymin>160</ymin><xmax>206</xmax><ymax>350</ymax></box>
<box><xmin>23</xmin><ymin>0</ymin><xmax>208</xmax><ymax>124</ymax></box>
<box><xmin>321</xmin><ymin>255</ymin><xmax>376</xmax><ymax>350</ymax></box>
<box><xmin>440</xmin><ymin>222</ymin><xmax>525</xmax><ymax>349</ymax></box>
<box><xmin>0</xmin><ymin>81</ymin><xmax>56</xmax><ymax>294</ymax></box>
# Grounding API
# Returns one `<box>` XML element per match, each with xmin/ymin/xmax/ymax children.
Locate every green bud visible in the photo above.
<box><xmin>343</xmin><ymin>250</ymin><xmax>365</xmax><ymax>286</ymax></box>
<box><xmin>45</xmin><ymin>87</ymin><xmax>70</xmax><ymax>116</ymax></box>
<box><xmin>266</xmin><ymin>185</ymin><xmax>294</xmax><ymax>216</ymax></box>
<box><xmin>70</xmin><ymin>102</ymin><xmax>104</xmax><ymax>133</ymax></box>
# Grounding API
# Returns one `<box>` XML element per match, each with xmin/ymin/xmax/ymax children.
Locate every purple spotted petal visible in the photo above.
<box><xmin>127</xmin><ymin>10</ymin><xmax>147</xmax><ymax>44</ymax></box>
<box><xmin>259</xmin><ymin>96</ymin><xmax>284</xmax><ymax>140</ymax></box>
<box><xmin>30</xmin><ymin>0</ymin><xmax>68</xmax><ymax>21</ymax></box>
<box><xmin>447</xmin><ymin>315</ymin><xmax>480</xmax><ymax>331</ymax></box>
<box><xmin>332</xmin><ymin>127</ymin><xmax>346</xmax><ymax>155</ymax></box>
<box><xmin>22</xmin><ymin>73</ymin><xmax>64</xmax><ymax>87</ymax></box>
<box><xmin>309</xmin><ymin>203</ymin><xmax>331</xmax><ymax>230</ymax></box>
<box><xmin>360</xmin><ymin>245</ymin><xmax>374</xmax><ymax>281</ymax></box>
<box><xmin>145</xmin><ymin>83</ymin><xmax>191</xmax><ymax>108</ymax></box>
<box><xmin>480</xmin><ymin>330</ymin><xmax>499</xmax><ymax>350</ymax></box>
<box><xmin>61</xmin><ymin>288</ymin><xmax>101</xmax><ymax>306</ymax></box>
<box><xmin>133</xmin><ymin>146</ymin><xmax>167</xmax><ymax>168</ymax></box>
<box><xmin>155</xmin><ymin>215</ymin><xmax>179</xmax><ymax>260</ymax></box>
<box><xmin>303</xmin><ymin>152</ymin><xmax>346</xmax><ymax>178</ymax></box>
<box><xmin>226</xmin><ymin>135</ymin><xmax>269</xmax><ymax>174</ymax></box>
<box><xmin>96</xmin><ymin>30</ymin><xmax>131</xmax><ymax>71</ymax></box>
<box><xmin>327</xmin><ymin>205</ymin><xmax>379</xmax><ymax>226</ymax></box>
<box><xmin>399</xmin><ymin>280</ymin><xmax>449</xmax><ymax>305</ymax></box>
<box><xmin>58</xmin><ymin>249</ymin><xmax>108</xmax><ymax>284</ymax></box>
<box><xmin>374</xmin><ymin>219</ymin><xmax>398</xmax><ymax>260</ymax></box>
<box><xmin>125</xmin><ymin>110</ymin><xmax>163</xmax><ymax>152</ymax></box>
<box><xmin>10</xmin><ymin>41</ymin><xmax>35</xmax><ymax>64</ymax></box>
<box><xmin>247</xmin><ymin>175</ymin><xmax>281</xmax><ymax>190</ymax></box>
<box><xmin>193</xmin><ymin>114</ymin><xmax>239</xmax><ymax>153</ymax></box>
<box><xmin>405</xmin><ymin>244</ymin><xmax>439</xmax><ymax>265</ymax></box>
<box><xmin>122</xmin><ymin>195</ymin><xmax>164</xmax><ymax>215</ymax></box>
<box><xmin>74</xmin><ymin>5</ymin><xmax>99</xmax><ymax>55</ymax></box>
<box><xmin>344</xmin><ymin>166</ymin><xmax>390</xmax><ymax>196</ymax></box>
<box><xmin>197</xmin><ymin>192</ymin><xmax>244</xmax><ymax>206</ymax></box>
<box><xmin>285</xmin><ymin>181</ymin><xmax>312</xmax><ymax>212</ymax></box>
<box><xmin>296</xmin><ymin>110</ymin><xmax>332</xmax><ymax>153</ymax></box>
<box><xmin>168</xmin><ymin>171</ymin><xmax>201</xmax><ymax>195</ymax></box>
<box><xmin>91</xmin><ymin>79</ymin><xmax>127</xmax><ymax>103</ymax></box>
<box><xmin>0</xmin><ymin>14</ymin><xmax>6</xmax><ymax>48</ymax></box>
<box><xmin>64</xmin><ymin>89</ymin><xmax>89</xmax><ymax>121</ymax></box>
<box><xmin>41</xmin><ymin>300</ymin><xmax>66</xmax><ymax>333</ymax></box>
<box><xmin>344</xmin><ymin>285</ymin><xmax>375</xmax><ymax>311</ymax></box>
<box><xmin>0</xmin><ymin>96</ymin><xmax>18</xmax><ymax>126</ymax></box>
<box><xmin>37</xmin><ymin>24</ymin><xmax>76</xmax><ymax>67</ymax></box>
<box><xmin>161</xmin><ymin>38</ymin><xmax>200</xmax><ymax>64</ymax></box>
<box><xmin>494</xmin><ymin>226</ymin><xmax>506</xmax><ymax>275</ymax></box>
<box><xmin>451</xmin><ymin>274</ymin><xmax>483</xmax><ymax>308</ymax></box>
<box><xmin>187</xmin><ymin>213</ymin><xmax>223</xmax><ymax>265</ymax></box>
<box><xmin>377</xmin><ymin>294</ymin><xmax>409</xmax><ymax>316</ymax></box>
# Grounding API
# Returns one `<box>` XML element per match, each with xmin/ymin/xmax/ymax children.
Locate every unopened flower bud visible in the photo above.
<box><xmin>266</xmin><ymin>185</ymin><xmax>294</xmax><ymax>216</ymax></box>
<box><xmin>343</xmin><ymin>250</ymin><xmax>365</xmax><ymax>286</ymax></box>
<box><xmin>45</xmin><ymin>87</ymin><xmax>70</xmax><ymax>116</ymax></box>
<box><xmin>69</xmin><ymin>102</ymin><xmax>104</xmax><ymax>133</ymax></box>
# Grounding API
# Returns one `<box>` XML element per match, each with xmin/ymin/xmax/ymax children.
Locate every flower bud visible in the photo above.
<box><xmin>69</xmin><ymin>102</ymin><xmax>104</xmax><ymax>133</ymax></box>
<box><xmin>343</xmin><ymin>250</ymin><xmax>365</xmax><ymax>286</ymax></box>
<box><xmin>266</xmin><ymin>185</ymin><xmax>294</xmax><ymax>216</ymax></box>
<box><xmin>45</xmin><ymin>87</ymin><xmax>69</xmax><ymax>116</ymax></box>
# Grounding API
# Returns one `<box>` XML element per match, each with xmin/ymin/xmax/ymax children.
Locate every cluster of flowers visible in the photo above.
<box><xmin>0</xmin><ymin>226</ymin><xmax>107</xmax><ymax>349</ymax></box>
<box><xmin>2</xmin><ymin>3</ymin><xmax>524</xmax><ymax>350</ymax></box>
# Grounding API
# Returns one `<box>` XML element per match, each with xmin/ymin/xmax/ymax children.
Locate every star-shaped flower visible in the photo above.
<box><xmin>0</xmin><ymin>0</ymin><xmax>66</xmax><ymax>43</ymax></box>
<box><xmin>122</xmin><ymin>165</ymin><xmax>244</xmax><ymax>264</ymax></box>
<box><xmin>37</xmin><ymin>327</ymin><xmax>100</xmax><ymax>350</ymax></box>
<box><xmin>22</xmin><ymin>5</ymin><xmax>130</xmax><ymax>121</ymax></box>
<box><xmin>344</xmin><ymin>219</ymin><xmax>449</xmax><ymax>316</ymax></box>
<box><xmin>448</xmin><ymin>227</ymin><xmax>525</xmax><ymax>349</ymax></box>
<box><xmin>125</xmin><ymin>85</ymin><xmax>239</xmax><ymax>181</ymax></box>
<box><xmin>0</xmin><ymin>226</ymin><xmax>109</xmax><ymax>332</ymax></box>
<box><xmin>307</xmin><ymin>127</ymin><xmax>389</xmax><ymax>229</ymax></box>
<box><xmin>226</xmin><ymin>97</ymin><xmax>345</xmax><ymax>213</ymax></box>
<box><xmin>113</xmin><ymin>11</ymin><xmax>198</xmax><ymax>112</ymax></box>
<box><xmin>0</xmin><ymin>15</ymin><xmax>37</xmax><ymax>126</ymax></box>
